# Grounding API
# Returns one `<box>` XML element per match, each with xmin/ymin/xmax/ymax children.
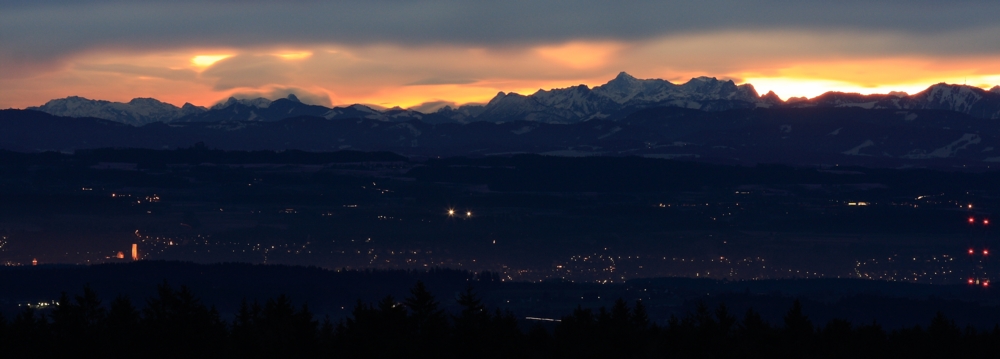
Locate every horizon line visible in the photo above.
<box><xmin>18</xmin><ymin>76</ymin><xmax>1000</xmax><ymax>112</ymax></box>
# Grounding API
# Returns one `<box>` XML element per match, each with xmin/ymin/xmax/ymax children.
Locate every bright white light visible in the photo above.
<box><xmin>191</xmin><ymin>55</ymin><xmax>230</xmax><ymax>67</ymax></box>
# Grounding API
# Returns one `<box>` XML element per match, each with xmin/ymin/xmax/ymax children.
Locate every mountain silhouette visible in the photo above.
<box><xmin>28</xmin><ymin>74</ymin><xmax>1000</xmax><ymax>125</ymax></box>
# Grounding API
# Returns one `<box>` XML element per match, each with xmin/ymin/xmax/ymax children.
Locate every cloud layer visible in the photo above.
<box><xmin>6</xmin><ymin>1</ymin><xmax>1000</xmax><ymax>60</ymax></box>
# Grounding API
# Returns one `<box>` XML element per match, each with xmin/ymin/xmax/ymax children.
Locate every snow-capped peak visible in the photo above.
<box><xmin>348</xmin><ymin>104</ymin><xmax>379</xmax><ymax>114</ymax></box>
<box><xmin>612</xmin><ymin>71</ymin><xmax>638</xmax><ymax>83</ymax></box>
<box><xmin>180</xmin><ymin>103</ymin><xmax>206</xmax><ymax>115</ymax></box>
<box><xmin>688</xmin><ymin>76</ymin><xmax>716</xmax><ymax>83</ymax></box>
<box><xmin>919</xmin><ymin>83</ymin><xmax>983</xmax><ymax>104</ymax></box>
<box><xmin>487</xmin><ymin>92</ymin><xmax>508</xmax><ymax>106</ymax></box>
<box><xmin>127</xmin><ymin>97</ymin><xmax>168</xmax><ymax>106</ymax></box>
<box><xmin>678</xmin><ymin>76</ymin><xmax>726</xmax><ymax>90</ymax></box>
<box><xmin>27</xmin><ymin>96</ymin><xmax>200</xmax><ymax>125</ymax></box>
<box><xmin>592</xmin><ymin>71</ymin><xmax>667</xmax><ymax>103</ymax></box>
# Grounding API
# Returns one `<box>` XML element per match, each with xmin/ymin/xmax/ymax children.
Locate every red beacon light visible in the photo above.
<box><xmin>969</xmin><ymin>278</ymin><xmax>976</xmax><ymax>285</ymax></box>
<box><xmin>969</xmin><ymin>217</ymin><xmax>976</xmax><ymax>224</ymax></box>
<box><xmin>984</xmin><ymin>281</ymin><xmax>990</xmax><ymax>287</ymax></box>
<box><xmin>985</xmin><ymin>249</ymin><xmax>990</xmax><ymax>255</ymax></box>
<box><xmin>970</xmin><ymin>248</ymin><xmax>975</xmax><ymax>255</ymax></box>
<box><xmin>985</xmin><ymin>219</ymin><xmax>990</xmax><ymax>225</ymax></box>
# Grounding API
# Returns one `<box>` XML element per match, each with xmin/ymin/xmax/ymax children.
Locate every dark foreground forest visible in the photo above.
<box><xmin>2</xmin><ymin>282</ymin><xmax>998</xmax><ymax>359</ymax></box>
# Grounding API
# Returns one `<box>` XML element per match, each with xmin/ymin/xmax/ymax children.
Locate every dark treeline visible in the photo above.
<box><xmin>2</xmin><ymin>283</ymin><xmax>998</xmax><ymax>358</ymax></box>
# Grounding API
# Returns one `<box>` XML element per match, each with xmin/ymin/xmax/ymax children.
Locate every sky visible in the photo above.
<box><xmin>2</xmin><ymin>0</ymin><xmax>1000</xmax><ymax>110</ymax></box>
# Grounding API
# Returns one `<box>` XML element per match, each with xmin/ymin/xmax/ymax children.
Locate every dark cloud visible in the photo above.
<box><xmin>2</xmin><ymin>0</ymin><xmax>1000</xmax><ymax>67</ymax></box>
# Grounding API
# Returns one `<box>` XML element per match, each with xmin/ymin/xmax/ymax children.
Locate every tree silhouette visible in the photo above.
<box><xmin>821</xmin><ymin>318</ymin><xmax>853</xmax><ymax>358</ymax></box>
<box><xmin>926</xmin><ymin>311</ymin><xmax>962</xmax><ymax>358</ymax></box>
<box><xmin>0</xmin><ymin>310</ymin><xmax>6</xmax><ymax>348</ymax></box>
<box><xmin>487</xmin><ymin>308</ymin><xmax>524</xmax><ymax>358</ymax></box>
<box><xmin>230</xmin><ymin>299</ymin><xmax>262</xmax><ymax>358</ymax></box>
<box><xmin>405</xmin><ymin>281</ymin><xmax>448</xmax><ymax>357</ymax></box>
<box><xmin>140</xmin><ymin>281</ymin><xmax>226</xmax><ymax>358</ymax></box>
<box><xmin>339</xmin><ymin>296</ymin><xmax>409</xmax><ymax>358</ymax></box>
<box><xmin>782</xmin><ymin>299</ymin><xmax>815</xmax><ymax>358</ymax></box>
<box><xmin>10</xmin><ymin>306</ymin><xmax>49</xmax><ymax>358</ymax></box>
<box><xmin>105</xmin><ymin>295</ymin><xmax>141</xmax><ymax>359</ymax></box>
<box><xmin>49</xmin><ymin>286</ymin><xmax>106</xmax><ymax>357</ymax></box>
<box><xmin>224</xmin><ymin>295</ymin><xmax>320</xmax><ymax>358</ymax></box>
<box><xmin>631</xmin><ymin>299</ymin><xmax>650</xmax><ymax>329</ymax></box>
<box><xmin>453</xmin><ymin>286</ymin><xmax>490</xmax><ymax>356</ymax></box>
<box><xmin>455</xmin><ymin>286</ymin><xmax>487</xmax><ymax>325</ymax></box>
<box><xmin>3</xmin><ymin>283</ymin><xmax>1000</xmax><ymax>358</ymax></box>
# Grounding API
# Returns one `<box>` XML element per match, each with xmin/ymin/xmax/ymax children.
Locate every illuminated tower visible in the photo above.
<box><xmin>132</xmin><ymin>243</ymin><xmax>138</xmax><ymax>261</ymax></box>
<box><xmin>967</xmin><ymin>215</ymin><xmax>992</xmax><ymax>287</ymax></box>
<box><xmin>32</xmin><ymin>258</ymin><xmax>38</xmax><ymax>266</ymax></box>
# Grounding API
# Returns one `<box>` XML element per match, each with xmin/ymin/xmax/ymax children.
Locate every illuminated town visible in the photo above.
<box><xmin>2</xmin><ymin>157</ymin><xmax>991</xmax><ymax>289</ymax></box>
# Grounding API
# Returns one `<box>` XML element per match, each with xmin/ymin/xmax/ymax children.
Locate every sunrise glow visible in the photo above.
<box><xmin>741</xmin><ymin>58</ymin><xmax>1000</xmax><ymax>99</ymax></box>
<box><xmin>2</xmin><ymin>2</ymin><xmax>998</xmax><ymax>110</ymax></box>
<box><xmin>275</xmin><ymin>51</ymin><xmax>313</xmax><ymax>60</ymax></box>
<box><xmin>535</xmin><ymin>42</ymin><xmax>624</xmax><ymax>70</ymax></box>
<box><xmin>2</xmin><ymin>42</ymin><xmax>995</xmax><ymax>110</ymax></box>
<box><xmin>191</xmin><ymin>55</ymin><xmax>232</xmax><ymax>68</ymax></box>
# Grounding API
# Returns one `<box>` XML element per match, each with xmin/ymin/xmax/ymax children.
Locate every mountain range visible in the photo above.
<box><xmin>27</xmin><ymin>73</ymin><xmax>1000</xmax><ymax>125</ymax></box>
<box><xmin>8</xmin><ymin>73</ymin><xmax>1000</xmax><ymax>169</ymax></box>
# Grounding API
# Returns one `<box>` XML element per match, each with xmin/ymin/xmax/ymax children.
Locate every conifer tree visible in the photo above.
<box><xmin>141</xmin><ymin>282</ymin><xmax>226</xmax><ymax>358</ymax></box>
<box><xmin>405</xmin><ymin>281</ymin><xmax>447</xmax><ymax>357</ymax></box>
<box><xmin>0</xmin><ymin>310</ymin><xmax>6</xmax><ymax>346</ymax></box>
<box><xmin>105</xmin><ymin>295</ymin><xmax>140</xmax><ymax>359</ymax></box>
<box><xmin>49</xmin><ymin>286</ymin><xmax>106</xmax><ymax>357</ymax></box>
<box><xmin>782</xmin><ymin>299</ymin><xmax>814</xmax><ymax>358</ymax></box>
<box><xmin>631</xmin><ymin>299</ymin><xmax>649</xmax><ymax>330</ymax></box>
<box><xmin>453</xmin><ymin>285</ymin><xmax>489</xmax><ymax>355</ymax></box>
<box><xmin>10</xmin><ymin>306</ymin><xmax>49</xmax><ymax>358</ymax></box>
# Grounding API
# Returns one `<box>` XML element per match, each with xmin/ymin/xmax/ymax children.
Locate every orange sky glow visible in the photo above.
<box><xmin>2</xmin><ymin>39</ymin><xmax>998</xmax><ymax>110</ymax></box>
<box><xmin>4</xmin><ymin>1</ymin><xmax>1000</xmax><ymax>111</ymax></box>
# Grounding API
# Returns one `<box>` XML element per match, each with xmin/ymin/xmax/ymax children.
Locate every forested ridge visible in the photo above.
<box><xmin>1</xmin><ymin>282</ymin><xmax>998</xmax><ymax>358</ymax></box>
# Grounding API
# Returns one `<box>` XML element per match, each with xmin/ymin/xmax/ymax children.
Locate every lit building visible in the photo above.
<box><xmin>132</xmin><ymin>243</ymin><xmax>138</xmax><ymax>261</ymax></box>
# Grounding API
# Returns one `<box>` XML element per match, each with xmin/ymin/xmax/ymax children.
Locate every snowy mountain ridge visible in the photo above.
<box><xmin>788</xmin><ymin>83</ymin><xmax>1000</xmax><ymax>119</ymax></box>
<box><xmin>25</xmin><ymin>74</ymin><xmax>1000</xmax><ymax>125</ymax></box>
<box><xmin>28</xmin><ymin>96</ymin><xmax>207</xmax><ymax>126</ymax></box>
<box><xmin>210</xmin><ymin>97</ymin><xmax>275</xmax><ymax>110</ymax></box>
<box><xmin>472</xmin><ymin>72</ymin><xmax>761</xmax><ymax>123</ymax></box>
